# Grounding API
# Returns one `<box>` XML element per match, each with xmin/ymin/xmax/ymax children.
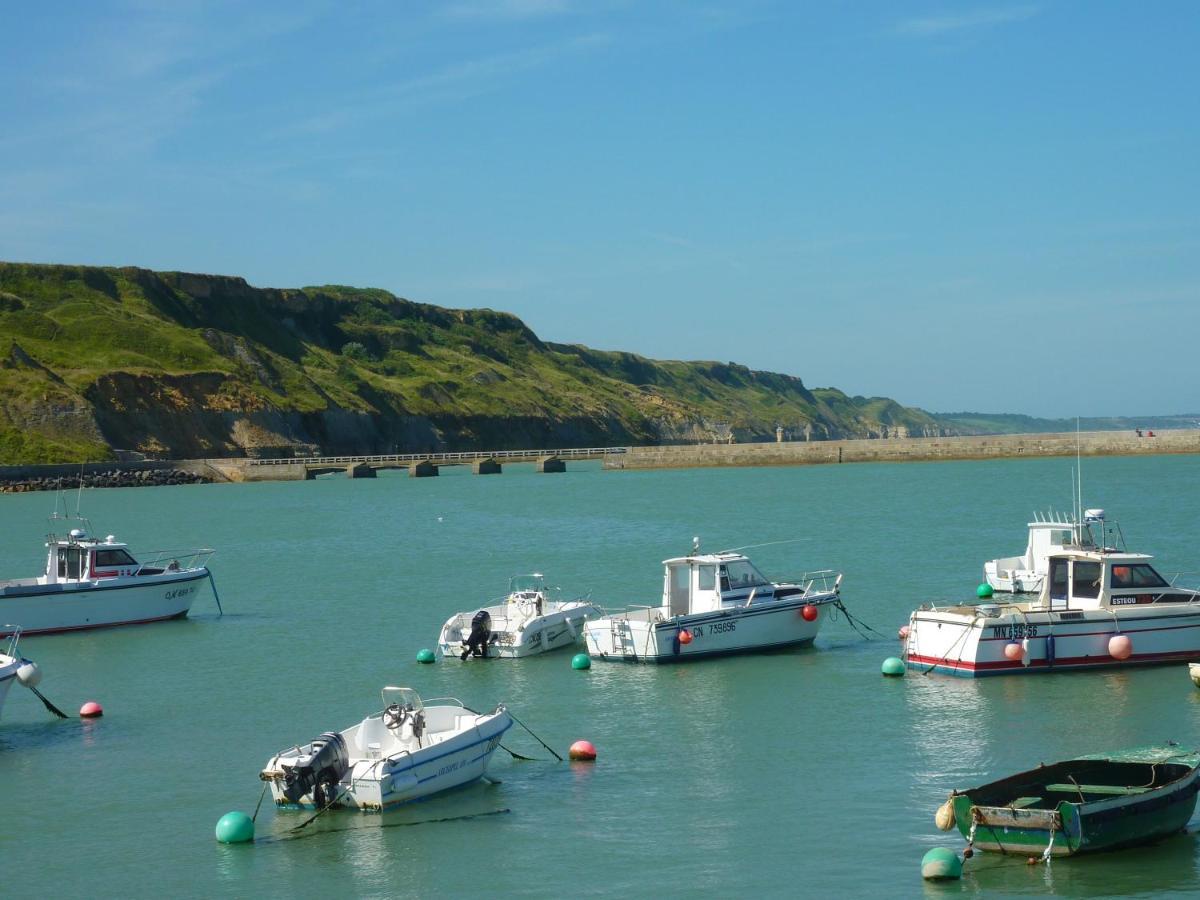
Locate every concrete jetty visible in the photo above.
<box><xmin>602</xmin><ymin>429</ymin><xmax>1200</xmax><ymax>470</ymax></box>
<box><xmin>2</xmin><ymin>432</ymin><xmax>1198</xmax><ymax>490</ymax></box>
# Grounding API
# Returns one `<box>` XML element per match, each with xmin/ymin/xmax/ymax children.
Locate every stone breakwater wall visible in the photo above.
<box><xmin>604</xmin><ymin>429</ymin><xmax>1200</xmax><ymax>470</ymax></box>
<box><xmin>0</xmin><ymin>460</ymin><xmax>215</xmax><ymax>493</ymax></box>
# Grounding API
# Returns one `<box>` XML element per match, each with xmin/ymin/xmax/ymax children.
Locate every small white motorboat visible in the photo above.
<box><xmin>438</xmin><ymin>574</ymin><xmax>603</xmax><ymax>659</ymax></box>
<box><xmin>260</xmin><ymin>687</ymin><xmax>512</xmax><ymax>811</ymax></box>
<box><xmin>0</xmin><ymin>628</ymin><xmax>46</xmax><ymax>723</ymax></box>
<box><xmin>906</xmin><ymin>510</ymin><xmax>1200</xmax><ymax>677</ymax></box>
<box><xmin>0</xmin><ymin>514</ymin><xmax>216</xmax><ymax>636</ymax></box>
<box><xmin>584</xmin><ymin>538</ymin><xmax>843</xmax><ymax>663</ymax></box>
<box><xmin>983</xmin><ymin>509</ymin><xmax>1097</xmax><ymax>593</ymax></box>
<box><xmin>1189</xmin><ymin>662</ymin><xmax>1200</xmax><ymax>688</ymax></box>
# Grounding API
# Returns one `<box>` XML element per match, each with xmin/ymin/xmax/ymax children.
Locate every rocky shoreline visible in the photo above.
<box><xmin>0</xmin><ymin>467</ymin><xmax>212</xmax><ymax>493</ymax></box>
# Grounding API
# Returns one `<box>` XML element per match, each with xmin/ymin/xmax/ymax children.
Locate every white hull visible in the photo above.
<box><xmin>585</xmin><ymin>595</ymin><xmax>835</xmax><ymax>662</ymax></box>
<box><xmin>0</xmin><ymin>570</ymin><xmax>208</xmax><ymax>636</ymax></box>
<box><xmin>1190</xmin><ymin>662</ymin><xmax>1200</xmax><ymax>688</ymax></box>
<box><xmin>264</xmin><ymin>699</ymin><xmax>512</xmax><ymax>812</ymax></box>
<box><xmin>905</xmin><ymin>604</ymin><xmax>1200</xmax><ymax>677</ymax></box>
<box><xmin>438</xmin><ymin>601</ymin><xmax>601</xmax><ymax>658</ymax></box>
<box><xmin>0</xmin><ymin>666</ymin><xmax>15</xmax><ymax>721</ymax></box>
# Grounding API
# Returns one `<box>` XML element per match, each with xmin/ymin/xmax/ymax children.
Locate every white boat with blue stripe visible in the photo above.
<box><xmin>260</xmin><ymin>687</ymin><xmax>512</xmax><ymax>812</ymax></box>
<box><xmin>584</xmin><ymin>538</ymin><xmax>843</xmax><ymax>663</ymax></box>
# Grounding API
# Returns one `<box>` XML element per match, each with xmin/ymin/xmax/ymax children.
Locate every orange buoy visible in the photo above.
<box><xmin>679</xmin><ymin>629</ymin><xmax>693</xmax><ymax>645</ymax></box>
<box><xmin>1109</xmin><ymin>634</ymin><xmax>1133</xmax><ymax>660</ymax></box>
<box><xmin>1004</xmin><ymin>642</ymin><xmax>1023</xmax><ymax>661</ymax></box>
<box><xmin>801</xmin><ymin>605</ymin><xmax>819</xmax><ymax>622</ymax></box>
<box><xmin>569</xmin><ymin>740</ymin><xmax>597</xmax><ymax>761</ymax></box>
<box><xmin>898</xmin><ymin>624</ymin><xmax>910</xmax><ymax>640</ymax></box>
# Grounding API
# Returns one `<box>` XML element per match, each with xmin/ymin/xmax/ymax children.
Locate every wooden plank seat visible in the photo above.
<box><xmin>1044</xmin><ymin>783</ymin><xmax>1151</xmax><ymax>796</ymax></box>
<box><xmin>1008</xmin><ymin>796</ymin><xmax>1043</xmax><ymax>808</ymax></box>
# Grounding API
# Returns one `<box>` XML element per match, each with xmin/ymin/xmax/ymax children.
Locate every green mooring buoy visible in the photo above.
<box><xmin>976</xmin><ymin>582</ymin><xmax>994</xmax><ymax>599</ymax></box>
<box><xmin>215</xmin><ymin>811</ymin><xmax>255</xmax><ymax>844</ymax></box>
<box><xmin>571</xmin><ymin>653</ymin><xmax>591</xmax><ymax>670</ymax></box>
<box><xmin>921</xmin><ymin>847</ymin><xmax>963</xmax><ymax>880</ymax></box>
<box><xmin>416</xmin><ymin>648</ymin><xmax>436</xmax><ymax>664</ymax></box>
<box><xmin>881</xmin><ymin>656</ymin><xmax>906</xmax><ymax>677</ymax></box>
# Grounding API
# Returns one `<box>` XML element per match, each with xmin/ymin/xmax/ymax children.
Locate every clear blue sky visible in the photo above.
<box><xmin>3</xmin><ymin>2</ymin><xmax>1197</xmax><ymax>418</ymax></box>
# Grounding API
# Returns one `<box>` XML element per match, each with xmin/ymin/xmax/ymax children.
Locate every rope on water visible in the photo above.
<box><xmin>251</xmin><ymin>783</ymin><xmax>269</xmax><ymax>822</ymax></box>
<box><xmin>832</xmin><ymin>599</ymin><xmax>889</xmax><ymax>641</ymax></box>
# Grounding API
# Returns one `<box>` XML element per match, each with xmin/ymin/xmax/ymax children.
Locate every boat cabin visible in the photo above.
<box><xmin>42</xmin><ymin>529</ymin><xmax>153</xmax><ymax>584</ymax></box>
<box><xmin>661</xmin><ymin>552</ymin><xmax>776</xmax><ymax>617</ymax></box>
<box><xmin>1038</xmin><ymin>549</ymin><xmax>1181</xmax><ymax>611</ymax></box>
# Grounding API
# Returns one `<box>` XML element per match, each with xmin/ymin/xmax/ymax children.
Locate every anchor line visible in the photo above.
<box><xmin>251</xmin><ymin>783</ymin><xmax>269</xmax><ymax>822</ymax></box>
<box><xmin>290</xmin><ymin>785</ymin><xmax>349</xmax><ymax>832</ymax></box>
<box><xmin>832</xmin><ymin>599</ymin><xmax>888</xmax><ymax>641</ymax></box>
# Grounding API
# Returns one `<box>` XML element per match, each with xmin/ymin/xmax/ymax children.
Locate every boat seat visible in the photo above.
<box><xmin>356</xmin><ymin>716</ymin><xmax>391</xmax><ymax>754</ymax></box>
<box><xmin>1044</xmin><ymin>783</ymin><xmax>1151</xmax><ymax>796</ymax></box>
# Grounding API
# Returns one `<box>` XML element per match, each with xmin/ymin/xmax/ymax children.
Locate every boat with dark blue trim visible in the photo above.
<box><xmin>260</xmin><ymin>687</ymin><xmax>512</xmax><ymax>811</ymax></box>
<box><xmin>584</xmin><ymin>538</ymin><xmax>842</xmax><ymax>662</ymax></box>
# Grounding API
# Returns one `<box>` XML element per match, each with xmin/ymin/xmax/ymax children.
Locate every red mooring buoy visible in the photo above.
<box><xmin>569</xmin><ymin>740</ymin><xmax>597</xmax><ymax>761</ymax></box>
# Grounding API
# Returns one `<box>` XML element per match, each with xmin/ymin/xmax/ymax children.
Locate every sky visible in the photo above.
<box><xmin>2</xmin><ymin>1</ymin><xmax>1197</xmax><ymax>418</ymax></box>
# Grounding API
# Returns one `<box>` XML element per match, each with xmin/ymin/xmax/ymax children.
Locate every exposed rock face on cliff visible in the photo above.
<box><xmin>0</xmin><ymin>262</ymin><xmax>948</xmax><ymax>462</ymax></box>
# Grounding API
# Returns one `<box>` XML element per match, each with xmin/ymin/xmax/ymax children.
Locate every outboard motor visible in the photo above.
<box><xmin>461</xmin><ymin>609</ymin><xmax>492</xmax><ymax>660</ymax></box>
<box><xmin>280</xmin><ymin>732</ymin><xmax>349</xmax><ymax>806</ymax></box>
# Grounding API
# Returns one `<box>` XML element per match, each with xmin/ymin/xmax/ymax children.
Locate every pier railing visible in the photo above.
<box><xmin>245</xmin><ymin>447</ymin><xmax>629</xmax><ymax>466</ymax></box>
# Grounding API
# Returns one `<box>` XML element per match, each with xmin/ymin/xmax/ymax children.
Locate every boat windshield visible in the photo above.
<box><xmin>1110</xmin><ymin>563</ymin><xmax>1169</xmax><ymax>589</ymax></box>
<box><xmin>508</xmin><ymin>574</ymin><xmax>545</xmax><ymax>595</ymax></box>
<box><xmin>719</xmin><ymin>560</ymin><xmax>769</xmax><ymax>591</ymax></box>
<box><xmin>381</xmin><ymin>686</ymin><xmax>424</xmax><ymax>713</ymax></box>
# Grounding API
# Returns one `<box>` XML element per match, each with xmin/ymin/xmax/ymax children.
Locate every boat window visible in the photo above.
<box><xmin>57</xmin><ymin>548</ymin><xmax>84</xmax><ymax>579</ymax></box>
<box><xmin>1072</xmin><ymin>561</ymin><xmax>1102</xmax><ymax>599</ymax></box>
<box><xmin>668</xmin><ymin>564</ymin><xmax>689</xmax><ymax>616</ymax></box>
<box><xmin>1110</xmin><ymin>564</ymin><xmax>1168</xmax><ymax>589</ymax></box>
<box><xmin>1049</xmin><ymin>558</ymin><xmax>1069</xmax><ymax>605</ymax></box>
<box><xmin>95</xmin><ymin>549</ymin><xmax>137</xmax><ymax>567</ymax></box>
<box><xmin>697</xmin><ymin>565</ymin><xmax>716</xmax><ymax>591</ymax></box>
<box><xmin>1050</xmin><ymin>530</ymin><xmax>1071</xmax><ymax>546</ymax></box>
<box><xmin>722</xmin><ymin>560</ymin><xmax>768</xmax><ymax>590</ymax></box>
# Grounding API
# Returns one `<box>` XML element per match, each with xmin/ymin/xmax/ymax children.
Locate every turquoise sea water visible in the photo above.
<box><xmin>3</xmin><ymin>454</ymin><xmax>1200</xmax><ymax>898</ymax></box>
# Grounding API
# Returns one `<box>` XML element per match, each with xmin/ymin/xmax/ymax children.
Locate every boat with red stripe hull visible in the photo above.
<box><xmin>904</xmin><ymin>511</ymin><xmax>1200</xmax><ymax>677</ymax></box>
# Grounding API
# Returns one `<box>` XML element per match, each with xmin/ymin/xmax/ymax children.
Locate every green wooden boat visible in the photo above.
<box><xmin>937</xmin><ymin>745</ymin><xmax>1200</xmax><ymax>858</ymax></box>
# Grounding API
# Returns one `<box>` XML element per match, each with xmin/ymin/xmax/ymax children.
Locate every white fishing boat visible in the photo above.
<box><xmin>584</xmin><ymin>539</ymin><xmax>843</xmax><ymax>663</ymax></box>
<box><xmin>260</xmin><ymin>687</ymin><xmax>512</xmax><ymax>811</ymax></box>
<box><xmin>437</xmin><ymin>574</ymin><xmax>603</xmax><ymax>659</ymax></box>
<box><xmin>983</xmin><ymin>509</ymin><xmax>1094</xmax><ymax>593</ymax></box>
<box><xmin>905</xmin><ymin>510</ymin><xmax>1200</xmax><ymax>676</ymax></box>
<box><xmin>0</xmin><ymin>515</ymin><xmax>216</xmax><ymax>636</ymax></box>
<box><xmin>0</xmin><ymin>628</ymin><xmax>45</xmax><ymax>723</ymax></box>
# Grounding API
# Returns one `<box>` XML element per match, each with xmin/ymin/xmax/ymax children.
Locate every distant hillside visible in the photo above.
<box><xmin>0</xmin><ymin>262</ymin><xmax>950</xmax><ymax>464</ymax></box>
<box><xmin>935</xmin><ymin>412</ymin><xmax>1200</xmax><ymax>435</ymax></box>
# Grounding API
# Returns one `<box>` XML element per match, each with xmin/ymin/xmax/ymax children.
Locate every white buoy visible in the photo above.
<box><xmin>16</xmin><ymin>661</ymin><xmax>42</xmax><ymax>688</ymax></box>
<box><xmin>934</xmin><ymin>798</ymin><xmax>956</xmax><ymax>831</ymax></box>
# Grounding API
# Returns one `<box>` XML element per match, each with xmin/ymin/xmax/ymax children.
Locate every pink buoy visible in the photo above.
<box><xmin>898</xmin><ymin>625</ymin><xmax>910</xmax><ymax>640</ymax></box>
<box><xmin>678</xmin><ymin>630</ymin><xmax>693</xmax><ymax>645</ymax></box>
<box><xmin>80</xmin><ymin>701</ymin><xmax>104</xmax><ymax>718</ymax></box>
<box><xmin>801</xmin><ymin>605</ymin><xmax>819</xmax><ymax>622</ymax></box>
<box><xmin>1003</xmin><ymin>642</ymin><xmax>1023</xmax><ymax>661</ymax></box>
<box><xmin>569</xmin><ymin>740</ymin><xmax>597</xmax><ymax>761</ymax></box>
<box><xmin>1109</xmin><ymin>634</ymin><xmax>1133</xmax><ymax>660</ymax></box>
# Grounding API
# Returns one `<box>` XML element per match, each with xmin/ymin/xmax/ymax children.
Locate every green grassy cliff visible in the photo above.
<box><xmin>0</xmin><ymin>262</ymin><xmax>946</xmax><ymax>463</ymax></box>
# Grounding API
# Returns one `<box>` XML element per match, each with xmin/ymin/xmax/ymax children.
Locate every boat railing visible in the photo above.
<box><xmin>779</xmin><ymin>570</ymin><xmax>842</xmax><ymax>596</ymax></box>
<box><xmin>1166</xmin><ymin>572</ymin><xmax>1200</xmax><ymax>592</ymax></box>
<box><xmin>133</xmin><ymin>548</ymin><xmax>216</xmax><ymax>574</ymax></box>
<box><xmin>3</xmin><ymin>626</ymin><xmax>21</xmax><ymax>657</ymax></box>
